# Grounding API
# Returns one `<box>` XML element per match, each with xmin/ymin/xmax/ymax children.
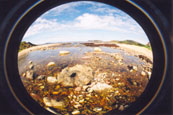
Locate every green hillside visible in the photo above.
<box><xmin>19</xmin><ymin>41</ymin><xmax>36</xmax><ymax>52</ymax></box>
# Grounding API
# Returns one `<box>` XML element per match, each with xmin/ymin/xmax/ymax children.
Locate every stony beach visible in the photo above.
<box><xmin>18</xmin><ymin>42</ymin><xmax>152</xmax><ymax>115</ymax></box>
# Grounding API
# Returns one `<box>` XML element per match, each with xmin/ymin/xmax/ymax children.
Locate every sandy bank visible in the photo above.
<box><xmin>18</xmin><ymin>43</ymin><xmax>61</xmax><ymax>59</ymax></box>
<box><xmin>116</xmin><ymin>43</ymin><xmax>153</xmax><ymax>61</ymax></box>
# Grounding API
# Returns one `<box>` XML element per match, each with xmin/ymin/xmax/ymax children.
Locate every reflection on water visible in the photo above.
<box><xmin>18</xmin><ymin>44</ymin><xmax>152</xmax><ymax>115</ymax></box>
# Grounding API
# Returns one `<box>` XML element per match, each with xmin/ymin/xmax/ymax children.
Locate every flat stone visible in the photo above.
<box><xmin>43</xmin><ymin>97</ymin><xmax>52</xmax><ymax>107</ymax></box>
<box><xmin>93</xmin><ymin>107</ymin><xmax>102</xmax><ymax>112</ymax></box>
<box><xmin>37</xmin><ymin>75</ymin><xmax>45</xmax><ymax>80</ymax></box>
<box><xmin>47</xmin><ymin>62</ymin><xmax>56</xmax><ymax>67</ymax></box>
<box><xmin>59</xmin><ymin>51</ymin><xmax>70</xmax><ymax>56</ymax></box>
<box><xmin>51</xmin><ymin>99</ymin><xmax>66</xmax><ymax>110</ymax></box>
<box><xmin>91</xmin><ymin>83</ymin><xmax>112</xmax><ymax>93</ymax></box>
<box><xmin>72</xmin><ymin>110</ymin><xmax>80</xmax><ymax>115</ymax></box>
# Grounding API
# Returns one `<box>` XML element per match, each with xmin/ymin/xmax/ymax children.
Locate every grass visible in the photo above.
<box><xmin>19</xmin><ymin>41</ymin><xmax>36</xmax><ymax>52</ymax></box>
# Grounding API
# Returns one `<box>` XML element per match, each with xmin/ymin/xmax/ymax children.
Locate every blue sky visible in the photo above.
<box><xmin>23</xmin><ymin>1</ymin><xmax>149</xmax><ymax>45</ymax></box>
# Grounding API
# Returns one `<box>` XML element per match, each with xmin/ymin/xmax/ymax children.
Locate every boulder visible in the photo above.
<box><xmin>57</xmin><ymin>64</ymin><xmax>93</xmax><ymax>87</ymax></box>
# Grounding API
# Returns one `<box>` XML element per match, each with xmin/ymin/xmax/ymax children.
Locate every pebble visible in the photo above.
<box><xmin>93</xmin><ymin>107</ymin><xmax>102</xmax><ymax>112</ymax></box>
<box><xmin>22</xmin><ymin>73</ymin><xmax>26</xmax><ymax>77</ymax></box>
<box><xmin>37</xmin><ymin>75</ymin><xmax>45</xmax><ymax>80</ymax></box>
<box><xmin>79</xmin><ymin>99</ymin><xmax>84</xmax><ymax>103</ymax></box>
<box><xmin>72</xmin><ymin>110</ymin><xmax>80</xmax><ymax>115</ymax></box>
<box><xmin>45</xmin><ymin>107</ymin><xmax>58</xmax><ymax>114</ymax></box>
<box><xmin>29</xmin><ymin>64</ymin><xmax>34</xmax><ymax>69</ymax></box>
<box><xmin>141</xmin><ymin>71</ymin><xmax>146</xmax><ymax>76</ymax></box>
<box><xmin>26</xmin><ymin>70</ymin><xmax>34</xmax><ymax>80</ymax></box>
<box><xmin>87</xmin><ymin>88</ymin><xmax>93</xmax><ymax>93</ymax></box>
<box><xmin>133</xmin><ymin>81</ymin><xmax>137</xmax><ymax>86</ymax></box>
<box><xmin>74</xmin><ymin>104</ymin><xmax>82</xmax><ymax>108</ymax></box>
<box><xmin>28</xmin><ymin>61</ymin><xmax>32</xmax><ymax>64</ymax></box>
<box><xmin>94</xmin><ymin>47</ymin><xmax>102</xmax><ymax>52</ymax></box>
<box><xmin>119</xmin><ymin>105</ymin><xmax>124</xmax><ymax>111</ymax></box>
<box><xmin>82</xmin><ymin>85</ymin><xmax>88</xmax><ymax>91</ymax></box>
<box><xmin>115</xmin><ymin>77</ymin><xmax>120</xmax><ymax>81</ymax></box>
<box><xmin>47</xmin><ymin>76</ymin><xmax>57</xmax><ymax>84</ymax></box>
<box><xmin>43</xmin><ymin>97</ymin><xmax>52</xmax><ymax>107</ymax></box>
<box><xmin>133</xmin><ymin>66</ymin><xmax>137</xmax><ymax>71</ymax></box>
<box><xmin>51</xmin><ymin>99</ymin><xmax>66</xmax><ymax>110</ymax></box>
<box><xmin>147</xmin><ymin>72</ymin><xmax>152</xmax><ymax>79</ymax></box>
<box><xmin>47</xmin><ymin>62</ymin><xmax>56</xmax><ymax>67</ymax></box>
<box><xmin>75</xmin><ymin>87</ymin><xmax>82</xmax><ymax>92</ymax></box>
<box><xmin>59</xmin><ymin>51</ymin><xmax>70</xmax><ymax>56</ymax></box>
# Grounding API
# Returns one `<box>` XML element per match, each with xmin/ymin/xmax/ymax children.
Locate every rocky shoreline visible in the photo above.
<box><xmin>18</xmin><ymin>43</ymin><xmax>152</xmax><ymax>115</ymax></box>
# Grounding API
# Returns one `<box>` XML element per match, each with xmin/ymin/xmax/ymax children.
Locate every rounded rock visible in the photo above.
<box><xmin>72</xmin><ymin>110</ymin><xmax>80</xmax><ymax>115</ymax></box>
<box><xmin>47</xmin><ymin>76</ymin><xmax>57</xmax><ymax>84</ymax></box>
<box><xmin>94</xmin><ymin>47</ymin><xmax>102</xmax><ymax>52</ymax></box>
<box><xmin>47</xmin><ymin>62</ymin><xmax>56</xmax><ymax>67</ymax></box>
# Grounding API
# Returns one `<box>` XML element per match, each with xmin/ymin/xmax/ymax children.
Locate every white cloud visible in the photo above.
<box><xmin>23</xmin><ymin>1</ymin><xmax>148</xmax><ymax>44</ymax></box>
<box><xmin>24</xmin><ymin>13</ymin><xmax>145</xmax><ymax>39</ymax></box>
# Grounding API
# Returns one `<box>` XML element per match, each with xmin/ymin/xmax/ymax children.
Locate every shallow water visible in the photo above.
<box><xmin>18</xmin><ymin>45</ymin><xmax>152</xmax><ymax>115</ymax></box>
<box><xmin>18</xmin><ymin>46</ymin><xmax>145</xmax><ymax>74</ymax></box>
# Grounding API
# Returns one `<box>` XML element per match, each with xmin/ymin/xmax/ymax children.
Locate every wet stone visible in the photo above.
<box><xmin>119</xmin><ymin>105</ymin><xmax>124</xmax><ymax>111</ymax></box>
<box><xmin>90</xmin><ymin>82</ymin><xmax>112</xmax><ymax>93</ymax></box>
<box><xmin>36</xmin><ymin>75</ymin><xmax>45</xmax><ymax>80</ymax></box>
<box><xmin>57</xmin><ymin>64</ymin><xmax>93</xmax><ymax>87</ymax></box>
<box><xmin>94</xmin><ymin>47</ymin><xmax>102</xmax><ymax>52</ymax></box>
<box><xmin>47</xmin><ymin>76</ymin><xmax>57</xmax><ymax>84</ymax></box>
<box><xmin>93</xmin><ymin>107</ymin><xmax>102</xmax><ymax>112</ymax></box>
<box><xmin>47</xmin><ymin>62</ymin><xmax>56</xmax><ymax>67</ymax></box>
<box><xmin>19</xmin><ymin>43</ymin><xmax>152</xmax><ymax>115</ymax></box>
<box><xmin>26</xmin><ymin>70</ymin><xmax>34</xmax><ymax>80</ymax></box>
<box><xmin>141</xmin><ymin>71</ymin><xmax>146</xmax><ymax>76</ymax></box>
<box><xmin>72</xmin><ymin>110</ymin><xmax>80</xmax><ymax>115</ymax></box>
<box><xmin>29</xmin><ymin>64</ymin><xmax>34</xmax><ymax>69</ymax></box>
<box><xmin>59</xmin><ymin>51</ymin><xmax>70</xmax><ymax>56</ymax></box>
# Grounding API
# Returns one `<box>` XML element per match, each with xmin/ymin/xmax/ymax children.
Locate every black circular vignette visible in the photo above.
<box><xmin>0</xmin><ymin>0</ymin><xmax>171</xmax><ymax>114</ymax></box>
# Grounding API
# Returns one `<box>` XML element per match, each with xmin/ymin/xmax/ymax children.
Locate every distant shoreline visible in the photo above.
<box><xmin>18</xmin><ymin>42</ymin><xmax>153</xmax><ymax>61</ymax></box>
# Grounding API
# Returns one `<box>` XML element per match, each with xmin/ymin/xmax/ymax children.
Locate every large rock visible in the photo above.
<box><xmin>57</xmin><ymin>64</ymin><xmax>94</xmax><ymax>87</ymax></box>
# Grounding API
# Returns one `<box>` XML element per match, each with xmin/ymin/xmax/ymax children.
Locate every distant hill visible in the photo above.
<box><xmin>19</xmin><ymin>41</ymin><xmax>36</xmax><ymax>52</ymax></box>
<box><xmin>111</xmin><ymin>40</ymin><xmax>151</xmax><ymax>50</ymax></box>
<box><xmin>117</xmin><ymin>40</ymin><xmax>145</xmax><ymax>46</ymax></box>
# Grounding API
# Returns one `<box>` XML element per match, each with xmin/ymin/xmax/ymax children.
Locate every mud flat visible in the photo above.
<box><xmin>18</xmin><ymin>42</ymin><xmax>152</xmax><ymax>115</ymax></box>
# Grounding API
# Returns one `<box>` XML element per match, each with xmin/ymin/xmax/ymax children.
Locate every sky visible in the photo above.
<box><xmin>23</xmin><ymin>1</ymin><xmax>149</xmax><ymax>45</ymax></box>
